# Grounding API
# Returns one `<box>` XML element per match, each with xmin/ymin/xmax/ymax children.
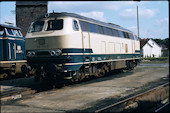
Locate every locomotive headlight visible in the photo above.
<box><xmin>27</xmin><ymin>51</ymin><xmax>32</xmax><ymax>57</ymax></box>
<box><xmin>27</xmin><ymin>51</ymin><xmax>35</xmax><ymax>57</ymax></box>
<box><xmin>55</xmin><ymin>49</ymin><xmax>62</xmax><ymax>56</ymax></box>
<box><xmin>50</xmin><ymin>50</ymin><xmax>56</xmax><ymax>56</ymax></box>
<box><xmin>50</xmin><ymin>49</ymin><xmax>62</xmax><ymax>56</ymax></box>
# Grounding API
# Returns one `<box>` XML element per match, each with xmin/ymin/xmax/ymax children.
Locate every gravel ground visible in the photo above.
<box><xmin>0</xmin><ymin>63</ymin><xmax>169</xmax><ymax>112</ymax></box>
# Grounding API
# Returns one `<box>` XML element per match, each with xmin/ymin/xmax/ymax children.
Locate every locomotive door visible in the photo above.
<box><xmin>81</xmin><ymin>32</ymin><xmax>92</xmax><ymax>76</ymax></box>
<box><xmin>7</xmin><ymin>41</ymin><xmax>16</xmax><ymax>61</ymax></box>
<box><xmin>81</xmin><ymin>32</ymin><xmax>91</xmax><ymax>63</ymax></box>
<box><xmin>131</xmin><ymin>40</ymin><xmax>135</xmax><ymax>54</ymax></box>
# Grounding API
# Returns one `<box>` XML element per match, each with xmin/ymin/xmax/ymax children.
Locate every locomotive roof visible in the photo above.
<box><xmin>38</xmin><ymin>12</ymin><xmax>133</xmax><ymax>33</ymax></box>
<box><xmin>0</xmin><ymin>24</ymin><xmax>21</xmax><ymax>30</ymax></box>
<box><xmin>16</xmin><ymin>1</ymin><xmax>47</xmax><ymax>6</ymax></box>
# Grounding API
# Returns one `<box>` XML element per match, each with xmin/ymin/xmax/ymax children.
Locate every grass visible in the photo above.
<box><xmin>140</xmin><ymin>57</ymin><xmax>169</xmax><ymax>63</ymax></box>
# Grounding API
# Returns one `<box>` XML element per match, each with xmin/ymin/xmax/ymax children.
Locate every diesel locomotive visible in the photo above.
<box><xmin>0</xmin><ymin>24</ymin><xmax>26</xmax><ymax>79</ymax></box>
<box><xmin>21</xmin><ymin>12</ymin><xmax>140</xmax><ymax>82</ymax></box>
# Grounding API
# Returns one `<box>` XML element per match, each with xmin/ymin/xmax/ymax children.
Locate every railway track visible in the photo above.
<box><xmin>155</xmin><ymin>102</ymin><xmax>169</xmax><ymax>112</ymax></box>
<box><xmin>0</xmin><ymin>77</ymin><xmax>68</xmax><ymax>103</ymax></box>
<box><xmin>0</xmin><ymin>79</ymin><xmax>169</xmax><ymax>112</ymax></box>
<box><xmin>0</xmin><ymin>86</ymin><xmax>36</xmax><ymax>102</ymax></box>
<box><xmin>94</xmin><ymin>82</ymin><xmax>169</xmax><ymax>112</ymax></box>
<box><xmin>0</xmin><ymin>69</ymin><xmax>123</xmax><ymax>102</ymax></box>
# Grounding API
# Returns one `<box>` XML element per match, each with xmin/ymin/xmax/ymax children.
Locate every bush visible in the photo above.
<box><xmin>141</xmin><ymin>57</ymin><xmax>169</xmax><ymax>61</ymax></box>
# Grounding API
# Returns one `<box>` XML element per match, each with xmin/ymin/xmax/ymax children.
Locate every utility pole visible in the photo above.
<box><xmin>137</xmin><ymin>5</ymin><xmax>140</xmax><ymax>39</ymax></box>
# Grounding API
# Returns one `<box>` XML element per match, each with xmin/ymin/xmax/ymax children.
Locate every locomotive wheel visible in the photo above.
<box><xmin>79</xmin><ymin>72</ymin><xmax>85</xmax><ymax>81</ymax></box>
<box><xmin>133</xmin><ymin>62</ymin><xmax>137</xmax><ymax>70</ymax></box>
<box><xmin>34</xmin><ymin>74</ymin><xmax>41</xmax><ymax>82</ymax></box>
<box><xmin>97</xmin><ymin>64</ymin><xmax>106</xmax><ymax>77</ymax></box>
<box><xmin>34</xmin><ymin>68</ymin><xmax>42</xmax><ymax>82</ymax></box>
<box><xmin>0</xmin><ymin>73</ymin><xmax>8</xmax><ymax>79</ymax></box>
<box><xmin>71</xmin><ymin>70</ymin><xmax>81</xmax><ymax>82</ymax></box>
<box><xmin>126</xmin><ymin>61</ymin><xmax>133</xmax><ymax>70</ymax></box>
<box><xmin>100</xmin><ymin>67</ymin><xmax>106</xmax><ymax>77</ymax></box>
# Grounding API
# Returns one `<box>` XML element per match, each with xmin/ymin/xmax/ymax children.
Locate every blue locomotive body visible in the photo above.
<box><xmin>0</xmin><ymin>24</ymin><xmax>26</xmax><ymax>78</ymax></box>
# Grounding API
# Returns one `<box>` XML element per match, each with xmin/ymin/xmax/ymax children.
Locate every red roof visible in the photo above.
<box><xmin>140</xmin><ymin>38</ymin><xmax>149</xmax><ymax>48</ymax></box>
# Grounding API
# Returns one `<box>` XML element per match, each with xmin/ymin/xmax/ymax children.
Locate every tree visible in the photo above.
<box><xmin>152</xmin><ymin>38</ymin><xmax>169</xmax><ymax>49</ymax></box>
<box><xmin>163</xmin><ymin>38</ymin><xmax>169</xmax><ymax>49</ymax></box>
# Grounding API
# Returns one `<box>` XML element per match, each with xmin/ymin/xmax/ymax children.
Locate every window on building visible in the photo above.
<box><xmin>47</xmin><ymin>19</ymin><xmax>63</xmax><ymax>31</ymax></box>
<box><xmin>73</xmin><ymin>20</ymin><xmax>79</xmax><ymax>31</ymax></box>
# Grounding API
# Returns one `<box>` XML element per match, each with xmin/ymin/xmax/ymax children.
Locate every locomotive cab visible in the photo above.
<box><xmin>0</xmin><ymin>24</ymin><xmax>26</xmax><ymax>78</ymax></box>
<box><xmin>22</xmin><ymin>13</ymin><xmax>82</xmax><ymax>81</ymax></box>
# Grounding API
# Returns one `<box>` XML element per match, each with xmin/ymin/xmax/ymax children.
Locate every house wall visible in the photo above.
<box><xmin>143</xmin><ymin>44</ymin><xmax>152</xmax><ymax>57</ymax></box>
<box><xmin>148</xmin><ymin>39</ymin><xmax>162</xmax><ymax>57</ymax></box>
<box><xmin>142</xmin><ymin>39</ymin><xmax>162</xmax><ymax>58</ymax></box>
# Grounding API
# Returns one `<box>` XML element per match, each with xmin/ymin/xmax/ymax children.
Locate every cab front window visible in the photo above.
<box><xmin>0</xmin><ymin>27</ymin><xmax>4</xmax><ymax>36</ymax></box>
<box><xmin>73</xmin><ymin>20</ymin><xmax>79</xmax><ymax>31</ymax></box>
<box><xmin>28</xmin><ymin>21</ymin><xmax>44</xmax><ymax>33</ymax></box>
<box><xmin>134</xmin><ymin>35</ymin><xmax>139</xmax><ymax>40</ymax></box>
<box><xmin>46</xmin><ymin>19</ymin><xmax>63</xmax><ymax>31</ymax></box>
<box><xmin>17</xmin><ymin>30</ymin><xmax>23</xmax><ymax>37</ymax></box>
<box><xmin>13</xmin><ymin>30</ymin><xmax>19</xmax><ymax>36</ymax></box>
<box><xmin>6</xmin><ymin>28</ymin><xmax>14</xmax><ymax>35</ymax></box>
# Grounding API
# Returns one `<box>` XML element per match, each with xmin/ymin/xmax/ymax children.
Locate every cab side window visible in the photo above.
<box><xmin>0</xmin><ymin>27</ymin><xmax>4</xmax><ymax>36</ymax></box>
<box><xmin>79</xmin><ymin>20</ymin><xmax>90</xmax><ymax>32</ymax></box>
<box><xmin>118</xmin><ymin>30</ymin><xmax>124</xmax><ymax>38</ymax></box>
<box><xmin>47</xmin><ymin>19</ymin><xmax>63</xmax><ymax>31</ymax></box>
<box><xmin>73</xmin><ymin>20</ymin><xmax>79</xmax><ymax>31</ymax></box>
<box><xmin>134</xmin><ymin>35</ymin><xmax>139</xmax><ymax>40</ymax></box>
<box><xmin>129</xmin><ymin>33</ymin><xmax>134</xmax><ymax>40</ymax></box>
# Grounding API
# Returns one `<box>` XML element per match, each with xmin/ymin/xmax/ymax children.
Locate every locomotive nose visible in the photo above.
<box><xmin>44</xmin><ymin>63</ymin><xmax>62</xmax><ymax>75</ymax></box>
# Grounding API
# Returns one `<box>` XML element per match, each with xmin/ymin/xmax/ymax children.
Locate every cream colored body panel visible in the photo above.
<box><xmin>88</xmin><ymin>32</ymin><xmax>134</xmax><ymax>55</ymax></box>
<box><xmin>25</xmin><ymin>16</ymin><xmax>140</xmax><ymax>55</ymax></box>
<box><xmin>26</xmin><ymin>17</ymin><xmax>83</xmax><ymax>50</ymax></box>
<box><xmin>25</xmin><ymin>33</ymin><xmax>82</xmax><ymax>50</ymax></box>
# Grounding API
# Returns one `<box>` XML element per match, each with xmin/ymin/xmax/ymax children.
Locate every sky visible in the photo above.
<box><xmin>0</xmin><ymin>1</ymin><xmax>169</xmax><ymax>39</ymax></box>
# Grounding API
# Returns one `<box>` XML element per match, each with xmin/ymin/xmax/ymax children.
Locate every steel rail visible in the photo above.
<box><xmin>155</xmin><ymin>102</ymin><xmax>169</xmax><ymax>112</ymax></box>
<box><xmin>0</xmin><ymin>87</ymin><xmax>36</xmax><ymax>102</ymax></box>
<box><xmin>95</xmin><ymin>82</ymin><xmax>169</xmax><ymax>113</ymax></box>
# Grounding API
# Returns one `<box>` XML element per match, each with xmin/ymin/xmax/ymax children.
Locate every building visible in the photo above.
<box><xmin>140</xmin><ymin>39</ymin><xmax>162</xmax><ymax>58</ymax></box>
<box><xmin>16</xmin><ymin>1</ymin><xmax>48</xmax><ymax>36</ymax></box>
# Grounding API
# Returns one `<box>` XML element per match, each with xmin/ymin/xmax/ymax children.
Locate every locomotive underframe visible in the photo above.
<box><xmin>22</xmin><ymin>58</ymin><xmax>139</xmax><ymax>83</ymax></box>
<box><xmin>0</xmin><ymin>61</ymin><xmax>26</xmax><ymax>78</ymax></box>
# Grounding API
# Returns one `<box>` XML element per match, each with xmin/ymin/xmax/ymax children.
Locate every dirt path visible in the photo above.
<box><xmin>1</xmin><ymin>64</ymin><xmax>169</xmax><ymax>112</ymax></box>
